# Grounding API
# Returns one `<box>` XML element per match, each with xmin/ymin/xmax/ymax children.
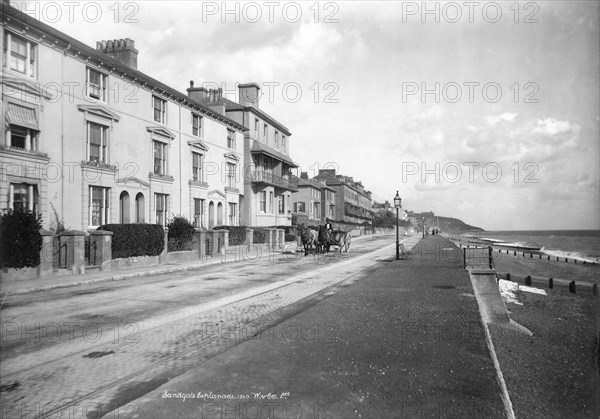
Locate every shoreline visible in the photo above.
<box><xmin>446</xmin><ymin>235</ymin><xmax>599</xmax><ymax>285</ymax></box>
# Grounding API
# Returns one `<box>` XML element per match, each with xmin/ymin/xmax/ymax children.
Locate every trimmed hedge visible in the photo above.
<box><xmin>167</xmin><ymin>216</ymin><xmax>195</xmax><ymax>251</ymax></box>
<box><xmin>0</xmin><ymin>208</ymin><xmax>43</xmax><ymax>269</ymax></box>
<box><xmin>98</xmin><ymin>224</ymin><xmax>164</xmax><ymax>258</ymax></box>
<box><xmin>253</xmin><ymin>228</ymin><xmax>267</xmax><ymax>244</ymax></box>
<box><xmin>213</xmin><ymin>226</ymin><xmax>247</xmax><ymax>246</ymax></box>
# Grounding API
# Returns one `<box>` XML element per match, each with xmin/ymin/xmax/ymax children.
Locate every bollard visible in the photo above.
<box><xmin>525</xmin><ymin>275</ymin><xmax>531</xmax><ymax>286</ymax></box>
<box><xmin>549</xmin><ymin>278</ymin><xmax>553</xmax><ymax>289</ymax></box>
<box><xmin>569</xmin><ymin>281</ymin><xmax>576</xmax><ymax>294</ymax></box>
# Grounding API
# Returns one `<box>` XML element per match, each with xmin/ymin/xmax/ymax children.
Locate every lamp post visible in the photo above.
<box><xmin>422</xmin><ymin>216</ymin><xmax>425</xmax><ymax>238</ymax></box>
<box><xmin>394</xmin><ymin>191</ymin><xmax>401</xmax><ymax>260</ymax></box>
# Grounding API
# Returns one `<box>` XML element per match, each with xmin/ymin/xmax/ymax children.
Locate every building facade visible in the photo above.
<box><xmin>193</xmin><ymin>83</ymin><xmax>298</xmax><ymax>227</ymax></box>
<box><xmin>290</xmin><ymin>172</ymin><xmax>335</xmax><ymax>224</ymax></box>
<box><xmin>1</xmin><ymin>7</ymin><xmax>246</xmax><ymax>231</ymax></box>
<box><xmin>313</xmin><ymin>169</ymin><xmax>373</xmax><ymax>225</ymax></box>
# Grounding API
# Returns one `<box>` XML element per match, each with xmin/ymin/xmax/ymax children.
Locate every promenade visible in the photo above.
<box><xmin>106</xmin><ymin>235</ymin><xmax>507</xmax><ymax>419</ymax></box>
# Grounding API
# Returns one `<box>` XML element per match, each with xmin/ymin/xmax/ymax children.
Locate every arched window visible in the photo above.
<box><xmin>135</xmin><ymin>192</ymin><xmax>145</xmax><ymax>223</ymax></box>
<box><xmin>120</xmin><ymin>191</ymin><xmax>130</xmax><ymax>224</ymax></box>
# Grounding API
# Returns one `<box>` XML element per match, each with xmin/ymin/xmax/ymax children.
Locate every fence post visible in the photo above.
<box><xmin>462</xmin><ymin>248</ymin><xmax>466</xmax><ymax>268</ymax></box>
<box><xmin>39</xmin><ymin>229</ymin><xmax>54</xmax><ymax>278</ymax></box>
<box><xmin>89</xmin><ymin>230</ymin><xmax>113</xmax><ymax>270</ymax></box>
<box><xmin>159</xmin><ymin>227</ymin><xmax>169</xmax><ymax>264</ymax></box>
<box><xmin>488</xmin><ymin>246</ymin><xmax>493</xmax><ymax>269</ymax></box>
<box><xmin>59</xmin><ymin>230</ymin><xmax>86</xmax><ymax>274</ymax></box>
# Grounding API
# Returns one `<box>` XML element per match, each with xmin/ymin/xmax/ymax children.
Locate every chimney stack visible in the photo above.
<box><xmin>238</xmin><ymin>82</ymin><xmax>261</xmax><ymax>108</ymax></box>
<box><xmin>187</xmin><ymin>80</ymin><xmax>210</xmax><ymax>103</ymax></box>
<box><xmin>96</xmin><ymin>38</ymin><xmax>138</xmax><ymax>69</ymax></box>
<box><xmin>300</xmin><ymin>172</ymin><xmax>309</xmax><ymax>180</ymax></box>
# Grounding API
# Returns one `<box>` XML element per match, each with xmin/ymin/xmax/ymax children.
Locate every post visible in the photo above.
<box><xmin>488</xmin><ymin>246</ymin><xmax>493</xmax><ymax>269</ymax></box>
<box><xmin>39</xmin><ymin>229</ymin><xmax>54</xmax><ymax>278</ymax></box>
<box><xmin>422</xmin><ymin>216</ymin><xmax>425</xmax><ymax>238</ymax></box>
<box><xmin>395</xmin><ymin>206</ymin><xmax>400</xmax><ymax>260</ymax></box>
<box><xmin>89</xmin><ymin>230</ymin><xmax>113</xmax><ymax>270</ymax></box>
<box><xmin>59</xmin><ymin>230</ymin><xmax>86</xmax><ymax>274</ymax></box>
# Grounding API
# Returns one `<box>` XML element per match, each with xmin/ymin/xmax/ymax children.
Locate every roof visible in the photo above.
<box><xmin>295</xmin><ymin>177</ymin><xmax>332</xmax><ymax>190</ymax></box>
<box><xmin>209</xmin><ymin>97</ymin><xmax>292</xmax><ymax>136</ymax></box>
<box><xmin>251</xmin><ymin>141</ymin><xmax>298</xmax><ymax>167</ymax></box>
<box><xmin>3</xmin><ymin>4</ymin><xmax>247</xmax><ymax>132</ymax></box>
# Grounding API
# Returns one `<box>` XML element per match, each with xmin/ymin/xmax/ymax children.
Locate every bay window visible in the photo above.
<box><xmin>8</xmin><ymin>183</ymin><xmax>38</xmax><ymax>213</ymax></box>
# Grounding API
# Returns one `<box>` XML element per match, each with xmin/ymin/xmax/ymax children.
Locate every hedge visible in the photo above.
<box><xmin>213</xmin><ymin>226</ymin><xmax>246</xmax><ymax>246</ymax></box>
<box><xmin>253</xmin><ymin>228</ymin><xmax>267</xmax><ymax>244</ymax></box>
<box><xmin>167</xmin><ymin>216</ymin><xmax>195</xmax><ymax>251</ymax></box>
<box><xmin>98</xmin><ymin>224</ymin><xmax>164</xmax><ymax>258</ymax></box>
<box><xmin>0</xmin><ymin>209</ymin><xmax>43</xmax><ymax>269</ymax></box>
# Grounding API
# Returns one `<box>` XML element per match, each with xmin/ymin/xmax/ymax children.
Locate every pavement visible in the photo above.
<box><xmin>0</xmin><ymin>235</ymin><xmax>377</xmax><ymax>296</ymax></box>
<box><xmin>102</xmin><ymin>235</ymin><xmax>507</xmax><ymax>419</ymax></box>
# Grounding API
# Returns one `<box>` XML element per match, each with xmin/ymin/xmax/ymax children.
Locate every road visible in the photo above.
<box><xmin>0</xmin><ymin>234</ymin><xmax>419</xmax><ymax>419</ymax></box>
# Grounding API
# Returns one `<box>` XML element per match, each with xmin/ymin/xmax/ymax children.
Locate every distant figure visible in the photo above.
<box><xmin>324</xmin><ymin>218</ymin><xmax>333</xmax><ymax>232</ymax></box>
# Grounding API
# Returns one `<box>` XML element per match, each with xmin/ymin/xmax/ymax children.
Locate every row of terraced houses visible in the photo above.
<box><xmin>0</xmin><ymin>5</ymin><xmax>373</xmax><ymax>233</ymax></box>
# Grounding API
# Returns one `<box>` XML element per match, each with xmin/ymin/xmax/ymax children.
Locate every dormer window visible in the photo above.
<box><xmin>86</xmin><ymin>67</ymin><xmax>107</xmax><ymax>102</ymax></box>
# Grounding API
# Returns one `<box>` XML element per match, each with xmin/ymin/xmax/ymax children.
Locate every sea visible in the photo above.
<box><xmin>463</xmin><ymin>230</ymin><xmax>600</xmax><ymax>264</ymax></box>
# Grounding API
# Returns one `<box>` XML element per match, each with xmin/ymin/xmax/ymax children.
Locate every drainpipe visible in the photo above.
<box><xmin>178</xmin><ymin>101</ymin><xmax>182</xmax><ymax>215</ymax></box>
<box><xmin>61</xmin><ymin>43</ymin><xmax>71</xmax><ymax>227</ymax></box>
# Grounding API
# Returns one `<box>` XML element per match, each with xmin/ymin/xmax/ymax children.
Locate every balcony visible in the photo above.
<box><xmin>0</xmin><ymin>144</ymin><xmax>49</xmax><ymax>159</ymax></box>
<box><xmin>249</xmin><ymin>170</ymin><xmax>298</xmax><ymax>191</ymax></box>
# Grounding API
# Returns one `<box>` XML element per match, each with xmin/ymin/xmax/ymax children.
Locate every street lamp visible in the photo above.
<box><xmin>422</xmin><ymin>216</ymin><xmax>425</xmax><ymax>238</ymax></box>
<box><xmin>394</xmin><ymin>191</ymin><xmax>402</xmax><ymax>260</ymax></box>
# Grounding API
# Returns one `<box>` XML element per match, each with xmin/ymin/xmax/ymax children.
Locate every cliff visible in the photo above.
<box><xmin>411</xmin><ymin>212</ymin><xmax>484</xmax><ymax>233</ymax></box>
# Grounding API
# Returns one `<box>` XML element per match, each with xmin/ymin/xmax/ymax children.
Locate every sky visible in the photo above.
<box><xmin>13</xmin><ymin>0</ymin><xmax>600</xmax><ymax>230</ymax></box>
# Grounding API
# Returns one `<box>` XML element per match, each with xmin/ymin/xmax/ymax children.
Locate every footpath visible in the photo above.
<box><xmin>0</xmin><ymin>235</ymin><xmax>373</xmax><ymax>296</ymax></box>
<box><xmin>105</xmin><ymin>235</ymin><xmax>508</xmax><ymax>419</ymax></box>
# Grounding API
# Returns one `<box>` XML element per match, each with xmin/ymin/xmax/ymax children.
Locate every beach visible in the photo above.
<box><xmin>448</xmin><ymin>232</ymin><xmax>600</xmax><ymax>418</ymax></box>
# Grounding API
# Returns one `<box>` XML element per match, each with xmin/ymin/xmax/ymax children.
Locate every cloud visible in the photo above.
<box><xmin>485</xmin><ymin>112</ymin><xmax>517</xmax><ymax>127</ymax></box>
<box><xmin>532</xmin><ymin>118</ymin><xmax>580</xmax><ymax>136</ymax></box>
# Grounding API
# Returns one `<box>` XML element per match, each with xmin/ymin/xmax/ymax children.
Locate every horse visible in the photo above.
<box><xmin>317</xmin><ymin>225</ymin><xmax>332</xmax><ymax>253</ymax></box>
<box><xmin>297</xmin><ymin>223</ymin><xmax>318</xmax><ymax>256</ymax></box>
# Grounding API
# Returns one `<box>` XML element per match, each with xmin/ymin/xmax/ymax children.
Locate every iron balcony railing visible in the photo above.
<box><xmin>249</xmin><ymin>170</ymin><xmax>298</xmax><ymax>191</ymax></box>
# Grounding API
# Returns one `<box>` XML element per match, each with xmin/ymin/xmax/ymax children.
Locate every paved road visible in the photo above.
<box><xmin>0</xmin><ymin>234</ymin><xmax>419</xmax><ymax>419</ymax></box>
<box><xmin>102</xmin><ymin>235</ymin><xmax>506</xmax><ymax>419</ymax></box>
